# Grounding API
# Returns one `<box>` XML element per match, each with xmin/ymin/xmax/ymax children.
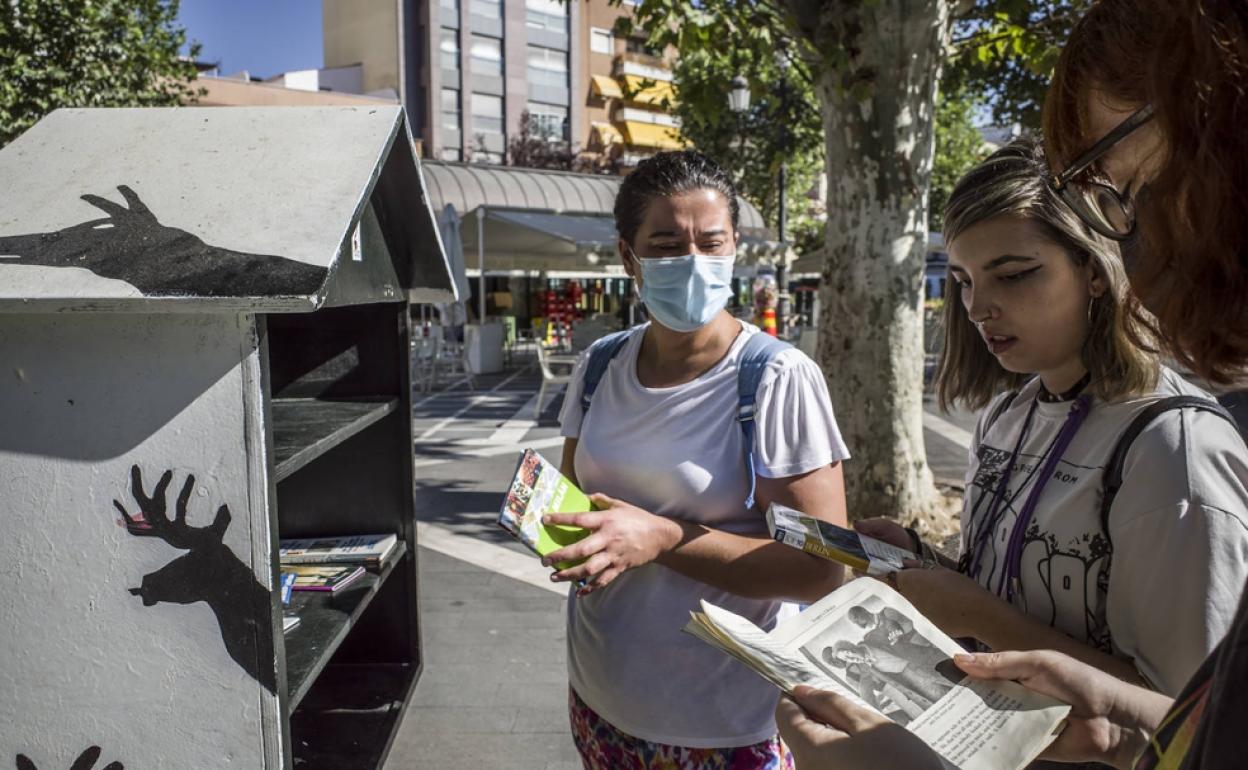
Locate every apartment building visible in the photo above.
<box><xmin>579</xmin><ymin>2</ymin><xmax>682</xmax><ymax>168</ymax></box>
<box><xmin>322</xmin><ymin>0</ymin><xmax>680</xmax><ymax>169</ymax></box>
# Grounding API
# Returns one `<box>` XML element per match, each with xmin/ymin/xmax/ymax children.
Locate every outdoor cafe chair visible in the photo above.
<box><xmin>535</xmin><ymin>342</ymin><xmax>574</xmax><ymax>418</ymax></box>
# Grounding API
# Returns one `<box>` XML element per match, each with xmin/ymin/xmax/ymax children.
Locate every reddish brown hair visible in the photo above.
<box><xmin>1044</xmin><ymin>0</ymin><xmax>1248</xmax><ymax>383</ymax></box>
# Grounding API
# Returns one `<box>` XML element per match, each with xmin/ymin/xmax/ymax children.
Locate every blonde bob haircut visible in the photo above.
<box><xmin>936</xmin><ymin>137</ymin><xmax>1158</xmax><ymax>412</ymax></box>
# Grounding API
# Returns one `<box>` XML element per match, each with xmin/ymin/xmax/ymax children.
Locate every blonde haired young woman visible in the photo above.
<box><xmin>858</xmin><ymin>137</ymin><xmax>1248</xmax><ymax>694</ymax></box>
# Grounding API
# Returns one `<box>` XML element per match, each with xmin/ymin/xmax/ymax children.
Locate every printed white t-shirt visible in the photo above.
<box><xmin>558</xmin><ymin>321</ymin><xmax>850</xmax><ymax>748</ymax></box>
<box><xmin>963</xmin><ymin>367</ymin><xmax>1248</xmax><ymax>695</ymax></box>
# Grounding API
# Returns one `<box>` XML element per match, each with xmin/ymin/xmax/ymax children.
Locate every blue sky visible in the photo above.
<box><xmin>177</xmin><ymin>0</ymin><xmax>323</xmax><ymax>79</ymax></box>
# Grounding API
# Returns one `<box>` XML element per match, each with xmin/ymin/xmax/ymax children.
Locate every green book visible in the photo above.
<box><xmin>499</xmin><ymin>449</ymin><xmax>593</xmax><ymax>570</ymax></box>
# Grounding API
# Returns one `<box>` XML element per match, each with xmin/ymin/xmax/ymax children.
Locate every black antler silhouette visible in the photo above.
<box><xmin>116</xmin><ymin>466</ymin><xmax>277</xmax><ymax>693</ymax></box>
<box><xmin>0</xmin><ymin>185</ymin><xmax>328</xmax><ymax>297</ymax></box>
<box><xmin>114</xmin><ymin>466</ymin><xmax>229</xmax><ymax>551</ymax></box>
<box><xmin>15</xmin><ymin>745</ymin><xmax>123</xmax><ymax>770</ymax></box>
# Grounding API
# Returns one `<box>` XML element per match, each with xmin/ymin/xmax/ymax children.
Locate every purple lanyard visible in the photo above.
<box><xmin>969</xmin><ymin>394</ymin><xmax>1093</xmax><ymax>603</ymax></box>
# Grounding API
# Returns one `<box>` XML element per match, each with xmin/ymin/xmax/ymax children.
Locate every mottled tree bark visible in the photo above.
<box><xmin>802</xmin><ymin>1</ymin><xmax>950</xmax><ymax>518</ymax></box>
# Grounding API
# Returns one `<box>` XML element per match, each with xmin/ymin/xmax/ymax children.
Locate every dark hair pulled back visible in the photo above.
<box><xmin>613</xmin><ymin>150</ymin><xmax>739</xmax><ymax>246</ymax></box>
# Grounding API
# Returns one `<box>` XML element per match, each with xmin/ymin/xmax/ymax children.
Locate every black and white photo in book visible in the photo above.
<box><xmin>800</xmin><ymin>595</ymin><xmax>963</xmax><ymax>726</ymax></box>
<box><xmin>685</xmin><ymin>577</ymin><xmax>1072</xmax><ymax>770</ymax></box>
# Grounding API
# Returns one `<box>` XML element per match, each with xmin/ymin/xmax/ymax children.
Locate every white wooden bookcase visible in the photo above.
<box><xmin>0</xmin><ymin>106</ymin><xmax>456</xmax><ymax>769</ymax></box>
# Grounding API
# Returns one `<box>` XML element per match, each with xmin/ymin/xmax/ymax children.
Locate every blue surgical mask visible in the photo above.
<box><xmin>628</xmin><ymin>247</ymin><xmax>735</xmax><ymax>332</ymax></box>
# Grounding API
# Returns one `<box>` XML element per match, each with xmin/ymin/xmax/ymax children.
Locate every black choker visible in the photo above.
<box><xmin>1038</xmin><ymin>373</ymin><xmax>1092</xmax><ymax>403</ymax></box>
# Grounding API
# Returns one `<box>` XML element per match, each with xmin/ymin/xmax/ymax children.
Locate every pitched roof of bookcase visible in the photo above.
<box><xmin>0</xmin><ymin>106</ymin><xmax>457</xmax><ymax>312</ymax></box>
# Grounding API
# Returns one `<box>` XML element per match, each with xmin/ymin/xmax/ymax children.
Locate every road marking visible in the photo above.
<box><xmin>923</xmin><ymin>411</ymin><xmax>973</xmax><ymax>450</ymax></box>
<box><xmin>411</xmin><ymin>376</ymin><xmax>474</xmax><ymax>408</ymax></box>
<box><xmin>457</xmin><ymin>389</ymin><xmax>549</xmax><ymax>445</ymax></box>
<box><xmin>415</xmin><ymin>368</ymin><xmax>529</xmax><ymax>441</ymax></box>
<box><xmin>411</xmin><ymin>363</ymin><xmax>536</xmax><ymax>409</ymax></box>
<box><xmin>482</xmin><ymin>394</ymin><xmax>542</xmax><ymax>444</ymax></box>
<box><xmin>416</xmin><ymin>520</ymin><xmax>566</xmax><ymax>596</ymax></box>
<box><xmin>412</xmin><ymin>435</ymin><xmax>566</xmax><ymax>468</ymax></box>
<box><xmin>417</xmin><ymin>425</ymin><xmax>514</xmax><ymax>434</ymax></box>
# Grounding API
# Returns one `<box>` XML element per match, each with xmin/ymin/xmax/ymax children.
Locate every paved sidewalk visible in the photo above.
<box><xmin>386</xmin><ymin>547</ymin><xmax>579</xmax><ymax>769</ymax></box>
<box><xmin>386</xmin><ymin>364</ymin><xmax>581</xmax><ymax>769</ymax></box>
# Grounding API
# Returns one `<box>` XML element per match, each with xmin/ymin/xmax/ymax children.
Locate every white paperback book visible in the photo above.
<box><xmin>685</xmin><ymin>578</ymin><xmax>1070</xmax><ymax>770</ymax></box>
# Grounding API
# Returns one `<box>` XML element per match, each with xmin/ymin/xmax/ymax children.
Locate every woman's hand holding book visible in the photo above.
<box><xmin>542</xmin><ymin>493</ymin><xmax>681</xmax><ymax>596</ymax></box>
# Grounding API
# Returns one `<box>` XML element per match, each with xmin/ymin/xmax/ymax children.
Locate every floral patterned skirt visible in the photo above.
<box><xmin>568</xmin><ymin>687</ymin><xmax>795</xmax><ymax>770</ymax></box>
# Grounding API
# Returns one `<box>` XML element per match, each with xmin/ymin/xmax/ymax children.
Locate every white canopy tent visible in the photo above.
<box><xmin>436</xmin><ymin>203</ymin><xmax>472</xmax><ymax>300</ymax></box>
<box><xmin>420</xmin><ymin>162</ymin><xmax>785</xmax><ymax>294</ymax></box>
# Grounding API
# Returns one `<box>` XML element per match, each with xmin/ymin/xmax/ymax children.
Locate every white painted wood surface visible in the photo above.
<box><xmin>0</xmin><ymin>312</ymin><xmax>278</xmax><ymax>767</ymax></box>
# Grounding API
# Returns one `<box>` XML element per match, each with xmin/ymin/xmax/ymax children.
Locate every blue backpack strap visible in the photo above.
<box><xmin>580</xmin><ymin>330</ymin><xmax>633</xmax><ymax>412</ymax></box>
<box><xmin>737</xmin><ymin>333</ymin><xmax>793</xmax><ymax>509</ymax></box>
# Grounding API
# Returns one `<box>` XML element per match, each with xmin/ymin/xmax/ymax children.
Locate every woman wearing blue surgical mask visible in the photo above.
<box><xmin>541</xmin><ymin>150</ymin><xmax>850</xmax><ymax>769</ymax></box>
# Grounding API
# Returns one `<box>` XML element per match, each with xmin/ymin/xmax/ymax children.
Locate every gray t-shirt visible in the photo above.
<box><xmin>962</xmin><ymin>367</ymin><xmax>1248</xmax><ymax>694</ymax></box>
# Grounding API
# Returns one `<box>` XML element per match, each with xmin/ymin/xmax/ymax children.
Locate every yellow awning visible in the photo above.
<box><xmin>590</xmin><ymin>74</ymin><xmax>623</xmax><ymax>100</ymax></box>
<box><xmin>619</xmin><ymin>121</ymin><xmax>684</xmax><ymax>150</ymax></box>
<box><xmin>591</xmin><ymin>121</ymin><xmax>623</xmax><ymax>147</ymax></box>
<box><xmin>621</xmin><ymin>74</ymin><xmax>677</xmax><ymax>107</ymax></box>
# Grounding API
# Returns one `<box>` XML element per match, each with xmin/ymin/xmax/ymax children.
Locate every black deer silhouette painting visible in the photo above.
<box><xmin>115</xmin><ymin>465</ymin><xmax>276</xmax><ymax>693</ymax></box>
<box><xmin>0</xmin><ymin>185</ymin><xmax>328</xmax><ymax>297</ymax></box>
<box><xmin>15</xmin><ymin>745</ymin><xmax>122</xmax><ymax>770</ymax></box>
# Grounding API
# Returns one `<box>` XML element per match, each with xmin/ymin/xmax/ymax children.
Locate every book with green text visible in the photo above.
<box><xmin>499</xmin><ymin>449</ymin><xmax>593</xmax><ymax>570</ymax></box>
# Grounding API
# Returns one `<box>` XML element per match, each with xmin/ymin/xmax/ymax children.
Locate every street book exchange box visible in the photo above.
<box><xmin>0</xmin><ymin>106</ymin><xmax>457</xmax><ymax>769</ymax></box>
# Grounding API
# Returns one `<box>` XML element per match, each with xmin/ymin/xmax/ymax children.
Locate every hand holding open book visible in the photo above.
<box><xmin>685</xmin><ymin>578</ymin><xmax>1069</xmax><ymax>770</ymax></box>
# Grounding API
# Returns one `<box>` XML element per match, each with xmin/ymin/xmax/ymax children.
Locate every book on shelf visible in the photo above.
<box><xmin>767</xmin><ymin>503</ymin><xmax>916</xmax><ymax>576</ymax></box>
<box><xmin>684</xmin><ymin>578</ymin><xmax>1069</xmax><ymax>770</ymax></box>
<box><xmin>279</xmin><ymin>533</ymin><xmax>398</xmax><ymax>567</ymax></box>
<box><xmin>280</xmin><ymin>572</ymin><xmax>296</xmax><ymax>605</ymax></box>
<box><xmin>282</xmin><ymin>564</ymin><xmax>366</xmax><ymax>592</ymax></box>
<box><xmin>498</xmin><ymin>449</ymin><xmax>593</xmax><ymax>570</ymax></box>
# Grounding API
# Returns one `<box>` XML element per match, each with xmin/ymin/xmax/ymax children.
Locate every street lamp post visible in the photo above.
<box><xmin>729</xmin><ymin>75</ymin><xmax>751</xmax><ymax>315</ymax></box>
<box><xmin>730</xmin><ymin>65</ymin><xmax>792</xmax><ymax>336</ymax></box>
<box><xmin>728</xmin><ymin>75</ymin><xmax>750</xmax><ymax>179</ymax></box>
<box><xmin>729</xmin><ymin>75</ymin><xmax>751</xmax><ymax>114</ymax></box>
<box><xmin>774</xmin><ymin>50</ymin><xmax>790</xmax><ymax>338</ymax></box>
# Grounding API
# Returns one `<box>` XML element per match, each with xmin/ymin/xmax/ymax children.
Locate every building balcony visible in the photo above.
<box><xmin>617</xmin><ymin>50</ymin><xmax>667</xmax><ymax>69</ymax></box>
<box><xmin>612</xmin><ymin>54</ymin><xmax>672</xmax><ymax>83</ymax></box>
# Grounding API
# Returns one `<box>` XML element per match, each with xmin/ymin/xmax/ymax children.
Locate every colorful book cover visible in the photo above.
<box><xmin>279</xmin><ymin>533</ymin><xmax>398</xmax><ymax>565</ymax></box>
<box><xmin>499</xmin><ymin>449</ymin><xmax>593</xmax><ymax>570</ymax></box>
<box><xmin>280</xmin><ymin>571</ymin><xmax>296</xmax><ymax>605</ymax></box>
<box><xmin>283</xmin><ymin>564</ymin><xmax>367</xmax><ymax>592</ymax></box>
<box><xmin>766</xmin><ymin>503</ymin><xmax>917</xmax><ymax>575</ymax></box>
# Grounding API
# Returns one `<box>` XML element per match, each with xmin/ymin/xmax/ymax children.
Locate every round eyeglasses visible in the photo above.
<box><xmin>1048</xmin><ymin>104</ymin><xmax>1155</xmax><ymax>241</ymax></box>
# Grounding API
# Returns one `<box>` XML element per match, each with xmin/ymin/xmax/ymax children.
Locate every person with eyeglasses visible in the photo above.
<box><xmin>852</xmin><ymin>132</ymin><xmax>1248</xmax><ymax>717</ymax></box>
<box><xmin>543</xmin><ymin>150</ymin><xmax>851</xmax><ymax>769</ymax></box>
<box><xmin>774</xmin><ymin>1</ymin><xmax>1248</xmax><ymax>767</ymax></box>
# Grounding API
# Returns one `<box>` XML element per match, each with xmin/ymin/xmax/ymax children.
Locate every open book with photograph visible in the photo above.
<box><xmin>685</xmin><ymin>578</ymin><xmax>1069</xmax><ymax>770</ymax></box>
<box><xmin>498</xmin><ymin>449</ymin><xmax>593</xmax><ymax>570</ymax></box>
<box><xmin>767</xmin><ymin>503</ymin><xmax>916</xmax><ymax>575</ymax></box>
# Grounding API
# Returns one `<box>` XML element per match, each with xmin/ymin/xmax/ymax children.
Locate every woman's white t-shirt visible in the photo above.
<box><xmin>558</xmin><ymin>321</ymin><xmax>850</xmax><ymax>748</ymax></box>
<box><xmin>963</xmin><ymin>367</ymin><xmax>1248</xmax><ymax>695</ymax></box>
